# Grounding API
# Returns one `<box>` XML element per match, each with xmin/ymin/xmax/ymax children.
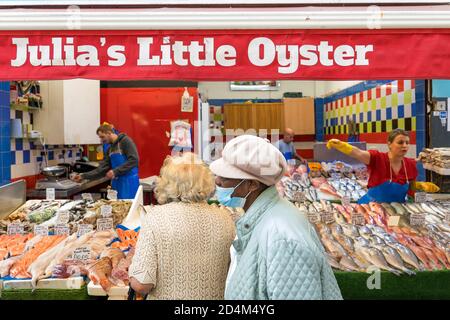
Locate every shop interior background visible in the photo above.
<box><xmin>1</xmin><ymin>79</ymin><xmax>449</xmax><ymax>188</ymax></box>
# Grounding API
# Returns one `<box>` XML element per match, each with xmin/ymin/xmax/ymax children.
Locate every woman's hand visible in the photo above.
<box><xmin>413</xmin><ymin>181</ymin><xmax>440</xmax><ymax>193</ymax></box>
<box><xmin>130</xmin><ymin>277</ymin><xmax>154</xmax><ymax>296</ymax></box>
<box><xmin>326</xmin><ymin>139</ymin><xmax>371</xmax><ymax>165</ymax></box>
<box><xmin>326</xmin><ymin>139</ymin><xmax>353</xmax><ymax>155</ymax></box>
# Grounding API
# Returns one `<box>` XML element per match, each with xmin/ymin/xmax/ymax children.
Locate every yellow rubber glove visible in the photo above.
<box><xmin>326</xmin><ymin>139</ymin><xmax>353</xmax><ymax>155</ymax></box>
<box><xmin>414</xmin><ymin>181</ymin><xmax>440</xmax><ymax>193</ymax></box>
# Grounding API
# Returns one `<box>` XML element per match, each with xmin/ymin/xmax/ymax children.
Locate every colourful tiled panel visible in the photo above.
<box><xmin>324</xmin><ymin>80</ymin><xmax>417</xmax><ymax>135</ymax></box>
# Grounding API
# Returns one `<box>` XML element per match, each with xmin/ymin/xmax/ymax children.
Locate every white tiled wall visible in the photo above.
<box><xmin>10</xmin><ymin>107</ymin><xmax>83</xmax><ymax>179</ymax></box>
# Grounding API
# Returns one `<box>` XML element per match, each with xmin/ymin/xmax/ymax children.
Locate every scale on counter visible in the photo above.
<box><xmin>35</xmin><ymin>177</ymin><xmax>80</xmax><ymax>190</ymax></box>
<box><xmin>35</xmin><ymin>165</ymin><xmax>81</xmax><ymax>190</ymax></box>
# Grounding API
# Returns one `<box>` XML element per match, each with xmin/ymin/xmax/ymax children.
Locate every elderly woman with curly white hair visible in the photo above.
<box><xmin>129</xmin><ymin>152</ymin><xmax>236</xmax><ymax>300</ymax></box>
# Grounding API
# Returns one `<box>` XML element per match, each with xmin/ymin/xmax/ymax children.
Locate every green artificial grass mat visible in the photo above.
<box><xmin>1</xmin><ymin>271</ymin><xmax>449</xmax><ymax>300</ymax></box>
<box><xmin>335</xmin><ymin>270</ymin><xmax>450</xmax><ymax>300</ymax></box>
<box><xmin>0</xmin><ymin>285</ymin><xmax>103</xmax><ymax>300</ymax></box>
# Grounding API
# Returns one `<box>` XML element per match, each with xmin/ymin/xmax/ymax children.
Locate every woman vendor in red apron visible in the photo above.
<box><xmin>326</xmin><ymin>129</ymin><xmax>440</xmax><ymax>203</ymax></box>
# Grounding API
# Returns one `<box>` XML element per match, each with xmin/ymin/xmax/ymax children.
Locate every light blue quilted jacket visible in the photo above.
<box><xmin>225</xmin><ymin>186</ymin><xmax>343</xmax><ymax>300</ymax></box>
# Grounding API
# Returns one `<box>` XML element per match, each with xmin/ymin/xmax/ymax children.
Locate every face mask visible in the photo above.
<box><xmin>215</xmin><ymin>180</ymin><xmax>252</xmax><ymax>208</ymax></box>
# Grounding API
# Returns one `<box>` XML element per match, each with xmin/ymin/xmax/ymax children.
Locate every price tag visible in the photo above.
<box><xmin>46</xmin><ymin>188</ymin><xmax>55</xmax><ymax>200</ymax></box>
<box><xmin>320</xmin><ymin>211</ymin><xmax>335</xmax><ymax>224</ymax></box>
<box><xmin>56</xmin><ymin>211</ymin><xmax>70</xmax><ymax>224</ymax></box>
<box><xmin>34</xmin><ymin>225</ymin><xmax>49</xmax><ymax>236</ymax></box>
<box><xmin>107</xmin><ymin>189</ymin><xmax>118</xmax><ymax>200</ymax></box>
<box><xmin>331</xmin><ymin>173</ymin><xmax>341</xmax><ymax>180</ymax></box>
<box><xmin>101</xmin><ymin>205</ymin><xmax>113</xmax><ymax>218</ymax></box>
<box><xmin>351</xmin><ymin>213</ymin><xmax>366</xmax><ymax>226</ymax></box>
<box><xmin>293</xmin><ymin>192</ymin><xmax>306</xmax><ymax>202</ymax></box>
<box><xmin>82</xmin><ymin>193</ymin><xmax>94</xmax><ymax>201</ymax></box>
<box><xmin>388</xmin><ymin>216</ymin><xmax>401</xmax><ymax>227</ymax></box>
<box><xmin>410</xmin><ymin>213</ymin><xmax>426</xmax><ymax>227</ymax></box>
<box><xmin>7</xmin><ymin>223</ymin><xmax>24</xmax><ymax>235</ymax></box>
<box><xmin>73</xmin><ymin>247</ymin><xmax>91</xmax><ymax>261</ymax></box>
<box><xmin>307</xmin><ymin>212</ymin><xmax>320</xmax><ymax>224</ymax></box>
<box><xmin>86</xmin><ymin>210</ymin><xmax>96</xmax><ymax>218</ymax></box>
<box><xmin>77</xmin><ymin>224</ymin><xmax>94</xmax><ymax>237</ymax></box>
<box><xmin>341</xmin><ymin>196</ymin><xmax>351</xmax><ymax>207</ymax></box>
<box><xmin>97</xmin><ymin>218</ymin><xmax>113</xmax><ymax>231</ymax></box>
<box><xmin>415</xmin><ymin>192</ymin><xmax>427</xmax><ymax>203</ymax></box>
<box><xmin>445</xmin><ymin>212</ymin><xmax>450</xmax><ymax>225</ymax></box>
<box><xmin>54</xmin><ymin>224</ymin><xmax>71</xmax><ymax>236</ymax></box>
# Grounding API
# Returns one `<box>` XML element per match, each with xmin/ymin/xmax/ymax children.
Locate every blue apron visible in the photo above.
<box><xmin>348</xmin><ymin>135</ymin><xmax>359</xmax><ymax>142</ymax></box>
<box><xmin>283</xmin><ymin>151</ymin><xmax>293</xmax><ymax>160</ymax></box>
<box><xmin>109</xmin><ymin>143</ymin><xmax>139</xmax><ymax>200</ymax></box>
<box><xmin>358</xmin><ymin>159</ymin><xmax>410</xmax><ymax>204</ymax></box>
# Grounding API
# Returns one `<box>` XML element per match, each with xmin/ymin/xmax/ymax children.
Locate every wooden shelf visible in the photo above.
<box><xmin>223</xmin><ymin>98</ymin><xmax>315</xmax><ymax>135</ymax></box>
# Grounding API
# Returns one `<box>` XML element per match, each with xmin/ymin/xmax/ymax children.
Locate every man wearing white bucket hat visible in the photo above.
<box><xmin>210</xmin><ymin>135</ymin><xmax>342</xmax><ymax>300</ymax></box>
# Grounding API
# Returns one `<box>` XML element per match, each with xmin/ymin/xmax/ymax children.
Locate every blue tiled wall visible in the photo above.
<box><xmin>314</xmin><ymin>98</ymin><xmax>324</xmax><ymax>142</ymax></box>
<box><xmin>0</xmin><ymin>82</ymin><xmax>11</xmax><ymax>186</ymax></box>
<box><xmin>415</xmin><ymin>80</ymin><xmax>426</xmax><ymax>181</ymax></box>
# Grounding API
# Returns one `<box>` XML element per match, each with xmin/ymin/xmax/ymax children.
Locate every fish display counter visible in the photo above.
<box><xmin>0</xmin><ymin>187</ymin><xmax>144</xmax><ymax>300</ymax></box>
<box><xmin>278</xmin><ymin>161</ymin><xmax>450</xmax><ymax>299</ymax></box>
<box><xmin>292</xmin><ymin>198</ymin><xmax>450</xmax><ymax>299</ymax></box>
<box><xmin>277</xmin><ymin>161</ymin><xmax>369</xmax><ymax>203</ymax></box>
<box><xmin>1</xmin><ymin>178</ymin><xmax>449</xmax><ymax>300</ymax></box>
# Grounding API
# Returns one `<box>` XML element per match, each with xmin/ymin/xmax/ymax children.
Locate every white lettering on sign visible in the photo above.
<box><xmin>10</xmin><ymin>36</ymin><xmax>374</xmax><ymax>75</ymax></box>
<box><xmin>107</xmin><ymin>45</ymin><xmax>126</xmax><ymax>67</ymax></box>
<box><xmin>247</xmin><ymin>38</ymin><xmax>373</xmax><ymax>74</ymax></box>
<box><xmin>137</xmin><ymin>37</ymin><xmax>236</xmax><ymax>68</ymax></box>
<box><xmin>11</xmin><ymin>37</ymin><xmax>100</xmax><ymax>67</ymax></box>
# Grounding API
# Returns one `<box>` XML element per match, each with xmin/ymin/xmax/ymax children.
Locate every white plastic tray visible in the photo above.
<box><xmin>2</xmin><ymin>276</ymin><xmax>85</xmax><ymax>290</ymax></box>
<box><xmin>87</xmin><ymin>281</ymin><xmax>129</xmax><ymax>300</ymax></box>
<box><xmin>423</xmin><ymin>163</ymin><xmax>450</xmax><ymax>176</ymax></box>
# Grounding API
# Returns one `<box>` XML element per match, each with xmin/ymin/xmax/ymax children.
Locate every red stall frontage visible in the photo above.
<box><xmin>100</xmin><ymin>82</ymin><xmax>198</xmax><ymax>177</ymax></box>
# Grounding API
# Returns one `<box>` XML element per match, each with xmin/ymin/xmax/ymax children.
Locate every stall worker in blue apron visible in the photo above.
<box><xmin>274</xmin><ymin>128</ymin><xmax>307</xmax><ymax>164</ymax></box>
<box><xmin>72</xmin><ymin>124</ymin><xmax>140</xmax><ymax>199</ymax></box>
<box><xmin>326</xmin><ymin>128</ymin><xmax>439</xmax><ymax>203</ymax></box>
<box><xmin>347</xmin><ymin>120</ymin><xmax>360</xmax><ymax>142</ymax></box>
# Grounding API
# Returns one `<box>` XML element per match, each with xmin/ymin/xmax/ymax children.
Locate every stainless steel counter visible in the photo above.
<box><xmin>0</xmin><ymin>180</ymin><xmax>26</xmax><ymax>219</ymax></box>
<box><xmin>26</xmin><ymin>177</ymin><xmax>110</xmax><ymax>199</ymax></box>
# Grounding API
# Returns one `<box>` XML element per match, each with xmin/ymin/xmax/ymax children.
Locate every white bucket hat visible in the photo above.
<box><xmin>209</xmin><ymin>135</ymin><xmax>287</xmax><ymax>186</ymax></box>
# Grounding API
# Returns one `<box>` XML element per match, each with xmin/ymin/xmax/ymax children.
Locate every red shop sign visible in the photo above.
<box><xmin>1</xmin><ymin>29</ymin><xmax>450</xmax><ymax>80</ymax></box>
